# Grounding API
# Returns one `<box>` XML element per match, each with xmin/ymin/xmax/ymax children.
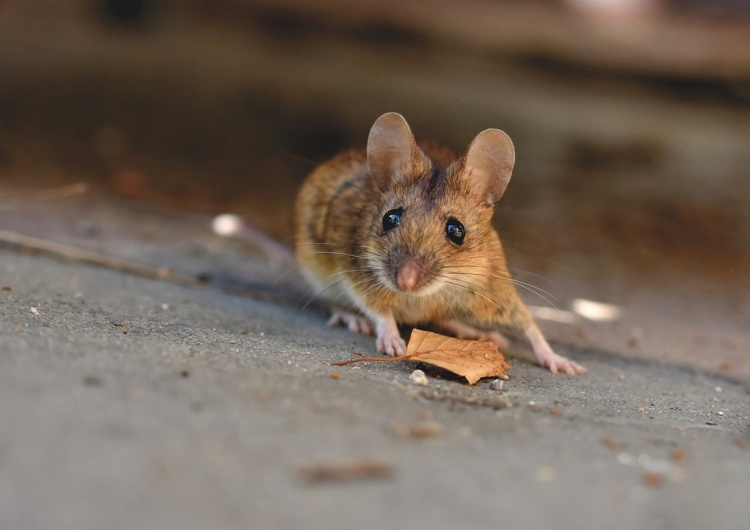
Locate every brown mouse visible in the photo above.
<box><xmin>294</xmin><ymin>112</ymin><xmax>585</xmax><ymax>375</ymax></box>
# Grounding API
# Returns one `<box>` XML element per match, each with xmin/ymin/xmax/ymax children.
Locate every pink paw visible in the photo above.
<box><xmin>526</xmin><ymin>327</ymin><xmax>586</xmax><ymax>376</ymax></box>
<box><xmin>376</xmin><ymin>331</ymin><xmax>406</xmax><ymax>357</ymax></box>
<box><xmin>539</xmin><ymin>352</ymin><xmax>587</xmax><ymax>376</ymax></box>
<box><xmin>327</xmin><ymin>312</ymin><xmax>374</xmax><ymax>336</ymax></box>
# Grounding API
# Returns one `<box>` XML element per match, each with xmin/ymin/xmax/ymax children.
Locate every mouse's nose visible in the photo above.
<box><xmin>396</xmin><ymin>259</ymin><xmax>421</xmax><ymax>291</ymax></box>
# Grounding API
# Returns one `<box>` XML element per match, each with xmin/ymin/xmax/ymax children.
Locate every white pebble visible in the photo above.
<box><xmin>490</xmin><ymin>379</ymin><xmax>505</xmax><ymax>391</ymax></box>
<box><xmin>409</xmin><ymin>369</ymin><xmax>428</xmax><ymax>386</ymax></box>
<box><xmin>28</xmin><ymin>307</ymin><xmax>39</xmax><ymax>315</ymax></box>
<box><xmin>534</xmin><ymin>466</ymin><xmax>557</xmax><ymax>483</ymax></box>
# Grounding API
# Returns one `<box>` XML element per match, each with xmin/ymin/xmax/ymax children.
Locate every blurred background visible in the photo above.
<box><xmin>1</xmin><ymin>0</ymin><xmax>748</xmax><ymax>374</ymax></box>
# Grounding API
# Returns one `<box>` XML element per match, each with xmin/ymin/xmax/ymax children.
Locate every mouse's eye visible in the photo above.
<box><xmin>382</xmin><ymin>208</ymin><xmax>403</xmax><ymax>232</ymax></box>
<box><xmin>445</xmin><ymin>218</ymin><xmax>465</xmax><ymax>245</ymax></box>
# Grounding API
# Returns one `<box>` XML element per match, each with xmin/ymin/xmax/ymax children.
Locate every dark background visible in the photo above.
<box><xmin>1</xmin><ymin>0</ymin><xmax>749</xmax><ymax>363</ymax></box>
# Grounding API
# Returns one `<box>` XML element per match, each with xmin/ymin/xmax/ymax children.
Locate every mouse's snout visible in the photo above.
<box><xmin>396</xmin><ymin>259</ymin><xmax>420</xmax><ymax>291</ymax></box>
<box><xmin>393</xmin><ymin>254</ymin><xmax>438</xmax><ymax>294</ymax></box>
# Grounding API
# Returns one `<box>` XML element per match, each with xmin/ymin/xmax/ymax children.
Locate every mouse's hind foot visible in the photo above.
<box><xmin>525</xmin><ymin>326</ymin><xmax>586</xmax><ymax>376</ymax></box>
<box><xmin>327</xmin><ymin>311</ymin><xmax>375</xmax><ymax>336</ymax></box>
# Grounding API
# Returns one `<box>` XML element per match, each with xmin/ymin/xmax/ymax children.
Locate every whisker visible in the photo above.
<box><xmin>433</xmin><ymin>289</ymin><xmax>465</xmax><ymax>333</ymax></box>
<box><xmin>357</xmin><ymin>276</ymin><xmax>388</xmax><ymax>301</ymax></box>
<box><xmin>298</xmin><ymin>277</ymin><xmax>346</xmax><ymax>311</ymax></box>
<box><xmin>442</xmin><ymin>267</ymin><xmax>560</xmax><ymax>307</ymax></box>
<box><xmin>323</xmin><ymin>276</ymin><xmax>380</xmax><ymax>315</ymax></box>
<box><xmin>441</xmin><ymin>266</ymin><xmax>555</xmax><ymax>295</ymax></box>
<box><xmin>439</xmin><ymin>277</ymin><xmax>523</xmax><ymax>338</ymax></box>
<box><xmin>296</xmin><ymin>250</ymin><xmax>374</xmax><ymax>261</ymax></box>
<box><xmin>297</xmin><ymin>266</ymin><xmax>379</xmax><ymax>310</ymax></box>
<box><xmin>266</xmin><ymin>256</ymin><xmax>304</xmax><ymax>283</ymax></box>
<box><xmin>510</xmin><ymin>268</ymin><xmax>558</xmax><ymax>287</ymax></box>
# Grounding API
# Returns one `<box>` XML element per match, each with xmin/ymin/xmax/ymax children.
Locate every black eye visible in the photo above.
<box><xmin>446</xmin><ymin>218</ymin><xmax>465</xmax><ymax>245</ymax></box>
<box><xmin>382</xmin><ymin>208</ymin><xmax>403</xmax><ymax>232</ymax></box>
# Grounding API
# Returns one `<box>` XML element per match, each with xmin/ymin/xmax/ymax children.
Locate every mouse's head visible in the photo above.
<box><xmin>362</xmin><ymin>112</ymin><xmax>515</xmax><ymax>297</ymax></box>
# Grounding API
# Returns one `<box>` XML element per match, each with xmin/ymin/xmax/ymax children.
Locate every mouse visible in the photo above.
<box><xmin>294</xmin><ymin>112</ymin><xmax>585</xmax><ymax>375</ymax></box>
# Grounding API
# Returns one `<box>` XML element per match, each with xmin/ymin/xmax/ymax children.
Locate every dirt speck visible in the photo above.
<box><xmin>82</xmin><ymin>376</ymin><xmax>103</xmax><ymax>387</ymax></box>
<box><xmin>641</xmin><ymin>472</ymin><xmax>665</xmax><ymax>488</ymax></box>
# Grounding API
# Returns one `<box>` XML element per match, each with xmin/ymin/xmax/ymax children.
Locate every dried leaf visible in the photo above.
<box><xmin>391</xmin><ymin>421</ymin><xmax>445</xmax><ymax>439</ymax></box>
<box><xmin>641</xmin><ymin>472</ymin><xmax>665</xmax><ymax>488</ymax></box>
<box><xmin>298</xmin><ymin>461</ymin><xmax>395</xmax><ymax>484</ymax></box>
<box><xmin>332</xmin><ymin>329</ymin><xmax>510</xmax><ymax>385</ymax></box>
<box><xmin>403</xmin><ymin>330</ymin><xmax>510</xmax><ymax>385</ymax></box>
<box><xmin>601</xmin><ymin>438</ymin><xmax>624</xmax><ymax>451</ymax></box>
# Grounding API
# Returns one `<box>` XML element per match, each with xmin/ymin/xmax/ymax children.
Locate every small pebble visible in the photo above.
<box><xmin>489</xmin><ymin>379</ymin><xmax>505</xmax><ymax>391</ymax></box>
<box><xmin>409</xmin><ymin>369</ymin><xmax>428</xmax><ymax>386</ymax></box>
<box><xmin>535</xmin><ymin>466</ymin><xmax>557</xmax><ymax>483</ymax></box>
<box><xmin>28</xmin><ymin>307</ymin><xmax>39</xmax><ymax>315</ymax></box>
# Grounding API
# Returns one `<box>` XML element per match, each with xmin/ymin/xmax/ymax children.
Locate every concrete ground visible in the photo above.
<box><xmin>0</xmin><ymin>194</ymin><xmax>748</xmax><ymax>530</ymax></box>
<box><xmin>1</xmin><ymin>3</ymin><xmax>749</xmax><ymax>529</ymax></box>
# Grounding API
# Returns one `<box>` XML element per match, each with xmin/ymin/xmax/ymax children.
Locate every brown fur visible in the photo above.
<box><xmin>294</xmin><ymin>113</ymin><xmax>585</xmax><ymax>375</ymax></box>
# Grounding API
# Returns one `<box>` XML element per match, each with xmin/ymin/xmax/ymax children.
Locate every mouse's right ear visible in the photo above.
<box><xmin>367</xmin><ymin>112</ymin><xmax>424</xmax><ymax>190</ymax></box>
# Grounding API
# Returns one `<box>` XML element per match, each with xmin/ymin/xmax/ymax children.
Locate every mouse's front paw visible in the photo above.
<box><xmin>376</xmin><ymin>332</ymin><xmax>406</xmax><ymax>357</ymax></box>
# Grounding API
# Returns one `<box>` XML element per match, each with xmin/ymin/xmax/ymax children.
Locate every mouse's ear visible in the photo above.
<box><xmin>463</xmin><ymin>129</ymin><xmax>515</xmax><ymax>205</ymax></box>
<box><xmin>367</xmin><ymin>113</ymin><xmax>424</xmax><ymax>189</ymax></box>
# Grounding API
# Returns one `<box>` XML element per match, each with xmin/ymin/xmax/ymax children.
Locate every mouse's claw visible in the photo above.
<box><xmin>374</xmin><ymin>312</ymin><xmax>406</xmax><ymax>356</ymax></box>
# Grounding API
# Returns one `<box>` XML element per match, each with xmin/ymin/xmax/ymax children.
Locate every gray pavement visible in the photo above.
<box><xmin>0</xmin><ymin>197</ymin><xmax>749</xmax><ymax>530</ymax></box>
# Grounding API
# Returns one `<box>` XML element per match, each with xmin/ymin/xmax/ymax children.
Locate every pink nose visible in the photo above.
<box><xmin>397</xmin><ymin>260</ymin><xmax>420</xmax><ymax>291</ymax></box>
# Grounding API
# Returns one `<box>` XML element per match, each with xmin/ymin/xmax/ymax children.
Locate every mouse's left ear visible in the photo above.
<box><xmin>463</xmin><ymin>129</ymin><xmax>515</xmax><ymax>205</ymax></box>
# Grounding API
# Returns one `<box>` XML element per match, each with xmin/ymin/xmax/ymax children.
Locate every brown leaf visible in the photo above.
<box><xmin>298</xmin><ymin>461</ymin><xmax>395</xmax><ymax>484</ymax></box>
<box><xmin>390</xmin><ymin>421</ymin><xmax>445</xmax><ymax>439</ymax></box>
<box><xmin>404</xmin><ymin>330</ymin><xmax>511</xmax><ymax>385</ymax></box>
<box><xmin>601</xmin><ymin>438</ymin><xmax>624</xmax><ymax>451</ymax></box>
<box><xmin>641</xmin><ymin>473</ymin><xmax>665</xmax><ymax>488</ymax></box>
<box><xmin>332</xmin><ymin>329</ymin><xmax>510</xmax><ymax>385</ymax></box>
